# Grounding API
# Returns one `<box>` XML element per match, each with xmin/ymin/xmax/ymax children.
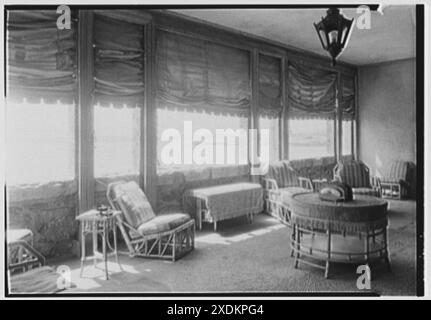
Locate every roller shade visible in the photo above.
<box><xmin>93</xmin><ymin>13</ymin><xmax>145</xmax><ymax>108</ymax></box>
<box><xmin>287</xmin><ymin>61</ymin><xmax>337</xmax><ymax>120</ymax></box>
<box><xmin>7</xmin><ymin>10</ymin><xmax>77</xmax><ymax>104</ymax></box>
<box><xmin>156</xmin><ymin>30</ymin><xmax>251</xmax><ymax>116</ymax></box>
<box><xmin>259</xmin><ymin>54</ymin><xmax>282</xmax><ymax>118</ymax></box>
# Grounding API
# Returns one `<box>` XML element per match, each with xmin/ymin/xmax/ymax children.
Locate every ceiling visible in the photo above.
<box><xmin>172</xmin><ymin>6</ymin><xmax>416</xmax><ymax>66</ymax></box>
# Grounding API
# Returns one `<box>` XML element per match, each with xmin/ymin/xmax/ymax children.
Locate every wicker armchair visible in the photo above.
<box><xmin>262</xmin><ymin>161</ymin><xmax>313</xmax><ymax>225</ymax></box>
<box><xmin>333</xmin><ymin>160</ymin><xmax>381</xmax><ymax>197</ymax></box>
<box><xmin>381</xmin><ymin>160</ymin><xmax>414</xmax><ymax>199</ymax></box>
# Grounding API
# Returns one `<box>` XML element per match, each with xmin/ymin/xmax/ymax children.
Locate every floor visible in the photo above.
<box><xmin>55</xmin><ymin>199</ymin><xmax>417</xmax><ymax>295</ymax></box>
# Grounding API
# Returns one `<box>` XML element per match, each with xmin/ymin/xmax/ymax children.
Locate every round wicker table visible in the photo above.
<box><xmin>289</xmin><ymin>193</ymin><xmax>390</xmax><ymax>279</ymax></box>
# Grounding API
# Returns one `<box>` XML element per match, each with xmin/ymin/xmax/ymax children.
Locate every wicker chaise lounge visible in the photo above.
<box><xmin>107</xmin><ymin>181</ymin><xmax>195</xmax><ymax>261</ymax></box>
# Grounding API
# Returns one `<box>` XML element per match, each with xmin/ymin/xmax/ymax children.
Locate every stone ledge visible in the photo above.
<box><xmin>7</xmin><ymin>180</ymin><xmax>78</xmax><ymax>203</ymax></box>
<box><xmin>211</xmin><ymin>165</ymin><xmax>249</xmax><ymax>179</ymax></box>
<box><xmin>290</xmin><ymin>156</ymin><xmax>336</xmax><ymax>169</ymax></box>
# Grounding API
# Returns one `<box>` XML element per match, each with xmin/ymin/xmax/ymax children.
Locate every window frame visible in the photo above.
<box><xmin>256</xmin><ymin>51</ymin><xmax>285</xmax><ymax>162</ymax></box>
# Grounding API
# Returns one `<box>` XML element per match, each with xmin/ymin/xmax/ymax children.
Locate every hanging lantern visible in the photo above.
<box><xmin>314</xmin><ymin>8</ymin><xmax>354</xmax><ymax>66</ymax></box>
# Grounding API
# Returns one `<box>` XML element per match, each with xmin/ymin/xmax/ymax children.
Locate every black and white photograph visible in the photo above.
<box><xmin>0</xmin><ymin>0</ymin><xmax>428</xmax><ymax>301</ymax></box>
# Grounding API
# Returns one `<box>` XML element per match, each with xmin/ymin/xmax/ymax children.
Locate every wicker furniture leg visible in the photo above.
<box><xmin>248</xmin><ymin>213</ymin><xmax>254</xmax><ymax>223</ymax></box>
<box><xmin>102</xmin><ymin>223</ymin><xmax>109</xmax><ymax>280</ymax></box>
<box><xmin>80</xmin><ymin>225</ymin><xmax>85</xmax><ymax>277</ymax></box>
<box><xmin>294</xmin><ymin>224</ymin><xmax>301</xmax><ymax>269</ymax></box>
<box><xmin>196</xmin><ymin>198</ymin><xmax>202</xmax><ymax>230</ymax></box>
<box><xmin>364</xmin><ymin>231</ymin><xmax>372</xmax><ymax>281</ymax></box>
<box><xmin>383</xmin><ymin>227</ymin><xmax>392</xmax><ymax>271</ymax></box>
<box><xmin>92</xmin><ymin>222</ymin><xmax>97</xmax><ymax>267</ymax></box>
<box><xmin>112</xmin><ymin>224</ymin><xmax>122</xmax><ymax>270</ymax></box>
<box><xmin>290</xmin><ymin>226</ymin><xmax>295</xmax><ymax>257</ymax></box>
<box><xmin>397</xmin><ymin>184</ymin><xmax>402</xmax><ymax>200</ymax></box>
<box><xmin>325</xmin><ymin>229</ymin><xmax>331</xmax><ymax>279</ymax></box>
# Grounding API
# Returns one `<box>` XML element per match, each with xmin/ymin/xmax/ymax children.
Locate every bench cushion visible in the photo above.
<box><xmin>133</xmin><ymin>213</ymin><xmax>192</xmax><ymax>237</ymax></box>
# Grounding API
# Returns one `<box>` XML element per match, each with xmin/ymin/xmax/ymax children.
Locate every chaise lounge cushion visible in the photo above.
<box><xmin>130</xmin><ymin>213</ymin><xmax>192</xmax><ymax>237</ymax></box>
<box><xmin>113</xmin><ymin>181</ymin><xmax>156</xmax><ymax>228</ymax></box>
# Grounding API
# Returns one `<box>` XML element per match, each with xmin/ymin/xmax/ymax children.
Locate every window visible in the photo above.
<box><xmin>6</xmin><ymin>101</ymin><xmax>75</xmax><ymax>185</ymax></box>
<box><xmin>157</xmin><ymin>108</ymin><xmax>248</xmax><ymax>172</ymax></box>
<box><xmin>94</xmin><ymin>105</ymin><xmax>140</xmax><ymax>177</ymax></box>
<box><xmin>259</xmin><ymin>116</ymin><xmax>280</xmax><ymax>163</ymax></box>
<box><xmin>288</xmin><ymin>119</ymin><xmax>335</xmax><ymax>160</ymax></box>
<box><xmin>342</xmin><ymin>120</ymin><xmax>353</xmax><ymax>156</ymax></box>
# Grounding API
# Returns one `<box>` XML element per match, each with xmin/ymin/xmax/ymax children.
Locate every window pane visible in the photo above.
<box><xmin>6</xmin><ymin>101</ymin><xmax>75</xmax><ymax>185</ymax></box>
<box><xmin>259</xmin><ymin>116</ymin><xmax>280</xmax><ymax>163</ymax></box>
<box><xmin>342</xmin><ymin>120</ymin><xmax>353</xmax><ymax>156</ymax></box>
<box><xmin>157</xmin><ymin>109</ymin><xmax>248</xmax><ymax>172</ymax></box>
<box><xmin>94</xmin><ymin>105</ymin><xmax>140</xmax><ymax>177</ymax></box>
<box><xmin>288</xmin><ymin>119</ymin><xmax>335</xmax><ymax>160</ymax></box>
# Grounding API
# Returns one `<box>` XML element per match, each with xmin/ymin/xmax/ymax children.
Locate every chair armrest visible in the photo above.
<box><xmin>370</xmin><ymin>176</ymin><xmax>381</xmax><ymax>189</ymax></box>
<box><xmin>298</xmin><ymin>177</ymin><xmax>314</xmax><ymax>191</ymax></box>
<box><xmin>333</xmin><ymin>174</ymin><xmax>342</xmax><ymax>183</ymax></box>
<box><xmin>263</xmin><ymin>178</ymin><xmax>278</xmax><ymax>191</ymax></box>
<box><xmin>370</xmin><ymin>176</ymin><xmax>382</xmax><ymax>197</ymax></box>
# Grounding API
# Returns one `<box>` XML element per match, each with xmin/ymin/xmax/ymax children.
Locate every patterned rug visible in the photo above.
<box><xmin>9</xmin><ymin>266</ymin><xmax>74</xmax><ymax>294</ymax></box>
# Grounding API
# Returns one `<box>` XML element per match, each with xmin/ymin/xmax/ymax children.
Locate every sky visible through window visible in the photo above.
<box><xmin>259</xmin><ymin>116</ymin><xmax>280</xmax><ymax>163</ymax></box>
<box><xmin>342</xmin><ymin>120</ymin><xmax>353</xmax><ymax>156</ymax></box>
<box><xmin>6</xmin><ymin>101</ymin><xmax>75</xmax><ymax>185</ymax></box>
<box><xmin>157</xmin><ymin>109</ymin><xmax>249</xmax><ymax>171</ymax></box>
<box><xmin>94</xmin><ymin>105</ymin><xmax>140</xmax><ymax>178</ymax></box>
<box><xmin>288</xmin><ymin>119</ymin><xmax>335</xmax><ymax>160</ymax></box>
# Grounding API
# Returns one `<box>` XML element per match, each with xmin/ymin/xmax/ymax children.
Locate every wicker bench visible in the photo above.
<box><xmin>184</xmin><ymin>182</ymin><xmax>263</xmax><ymax>231</ymax></box>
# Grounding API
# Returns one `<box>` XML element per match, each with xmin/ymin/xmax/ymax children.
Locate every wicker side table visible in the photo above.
<box><xmin>76</xmin><ymin>209</ymin><xmax>122</xmax><ymax>280</ymax></box>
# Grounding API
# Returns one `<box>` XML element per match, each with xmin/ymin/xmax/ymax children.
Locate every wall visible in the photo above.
<box><xmin>7</xmin><ymin>181</ymin><xmax>80</xmax><ymax>258</ymax></box>
<box><xmin>358</xmin><ymin>58</ymin><xmax>416</xmax><ymax>183</ymax></box>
